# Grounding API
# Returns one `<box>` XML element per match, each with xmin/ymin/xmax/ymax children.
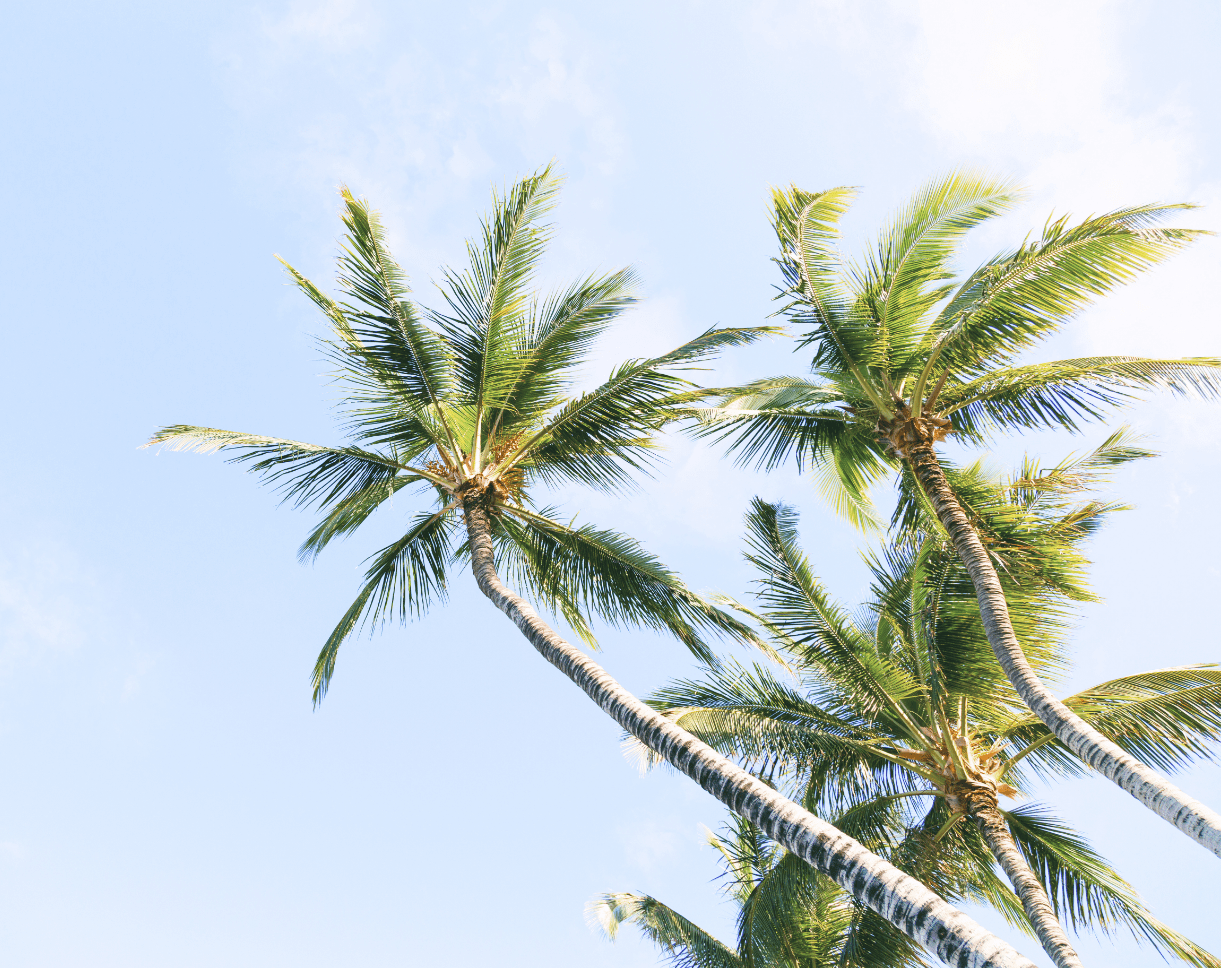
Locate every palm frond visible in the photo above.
<box><xmin>495</xmin><ymin>507</ymin><xmax>759</xmax><ymax>663</ymax></box>
<box><xmin>737</xmin><ymin>848</ymin><xmax>849</xmax><ymax>968</ymax></box>
<box><xmin>770</xmin><ymin>184</ymin><xmax>857</xmax><ymax>350</ymax></box>
<box><xmin>481</xmin><ymin>267</ymin><xmax>640</xmax><ymax>437</ymax></box>
<box><xmin>1007</xmin><ymin>426</ymin><xmax>1156</xmax><ymax>511</ymax></box>
<box><xmin>810</xmin><ymin>446</ymin><xmax>887</xmax><ymax>533</ymax></box>
<box><xmin>588</xmin><ymin>893</ymin><xmax>743</xmax><ymax>968</ymax></box>
<box><xmin>836</xmin><ymin>903</ymin><xmax>929</xmax><ymax>968</ymax></box>
<box><xmin>431</xmin><ymin>166</ymin><xmax>563</xmax><ymax>458</ymax></box>
<box><xmin>311</xmin><ymin>506</ymin><xmax>459</xmax><ymax>702</ymax></box>
<box><xmin>1004</xmin><ymin>804</ymin><xmax>1219</xmax><ymax>968</ymax></box>
<box><xmin>145</xmin><ymin>426</ymin><xmax>418</xmax><ymax>510</ymax></box>
<box><xmin>922</xmin><ymin>204</ymin><xmax>1208</xmax><ymax>378</ymax></box>
<box><xmin>942</xmin><ymin>357</ymin><xmax>1220</xmax><ymax>436</ymax></box>
<box><xmin>632</xmin><ymin>664</ymin><xmax>893</xmax><ymax>793</ymax></box>
<box><xmin>305</xmin><ymin>190</ymin><xmax>460</xmax><ymax>456</ymax></box>
<box><xmin>511</xmin><ymin>326</ymin><xmax>776</xmax><ymax>490</ymax></box>
<box><xmin>744</xmin><ymin>499</ymin><xmax>924</xmax><ymax>719</ymax></box>
<box><xmin>687</xmin><ymin>375</ymin><xmax>865</xmax><ymax>471</ymax></box>
<box><xmin>862</xmin><ymin>170</ymin><xmax>1018</xmax><ymax>376</ymax></box>
<box><xmin>297</xmin><ymin>473</ymin><xmax>426</xmax><ymax>563</ymax></box>
<box><xmin>999</xmin><ymin>666</ymin><xmax>1221</xmax><ymax>779</ymax></box>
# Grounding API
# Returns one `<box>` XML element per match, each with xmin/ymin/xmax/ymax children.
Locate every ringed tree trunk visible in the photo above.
<box><xmin>956</xmin><ymin>781</ymin><xmax>1084</xmax><ymax>968</ymax></box>
<box><xmin>460</xmin><ymin>489</ymin><xmax>1037</xmax><ymax>968</ymax></box>
<box><xmin>904</xmin><ymin>439</ymin><xmax>1222</xmax><ymax>857</ymax></box>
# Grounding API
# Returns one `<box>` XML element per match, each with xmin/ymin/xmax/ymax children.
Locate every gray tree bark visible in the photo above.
<box><xmin>461</xmin><ymin>492</ymin><xmax>1036</xmax><ymax>968</ymax></box>
<box><xmin>964</xmin><ymin>788</ymin><xmax>1084</xmax><ymax>968</ymax></box>
<box><xmin>906</xmin><ymin>442</ymin><xmax>1221</xmax><ymax>856</ymax></box>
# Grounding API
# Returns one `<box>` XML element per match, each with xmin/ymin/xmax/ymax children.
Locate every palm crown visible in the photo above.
<box><xmin>697</xmin><ymin>171</ymin><xmax>1218</xmax><ymax>528</ymax></box>
<box><xmin>149</xmin><ymin>165</ymin><xmax>765</xmax><ymax>700</ymax></box>
<box><xmin>628</xmin><ymin>440</ymin><xmax>1219</xmax><ymax>966</ymax></box>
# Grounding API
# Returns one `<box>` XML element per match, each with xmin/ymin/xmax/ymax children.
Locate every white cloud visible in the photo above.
<box><xmin>260</xmin><ymin>0</ymin><xmax>377</xmax><ymax>48</ymax></box>
<box><xmin>905</xmin><ymin>1</ymin><xmax>1119</xmax><ymax>142</ymax></box>
<box><xmin>491</xmin><ymin>14</ymin><xmax>625</xmax><ymax>175</ymax></box>
<box><xmin>869</xmin><ymin>0</ymin><xmax>1219</xmax><ymax>358</ymax></box>
<box><xmin>213</xmin><ymin>3</ymin><xmax>625</xmax><ymax>247</ymax></box>
<box><xmin>0</xmin><ymin>544</ymin><xmax>93</xmax><ymax>670</ymax></box>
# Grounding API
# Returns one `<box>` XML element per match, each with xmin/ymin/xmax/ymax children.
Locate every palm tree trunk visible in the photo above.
<box><xmin>906</xmin><ymin>442</ymin><xmax>1221</xmax><ymax>856</ymax></box>
<box><xmin>461</xmin><ymin>493</ymin><xmax>1036</xmax><ymax>968</ymax></box>
<box><xmin>964</xmin><ymin>790</ymin><xmax>1083</xmax><ymax>968</ymax></box>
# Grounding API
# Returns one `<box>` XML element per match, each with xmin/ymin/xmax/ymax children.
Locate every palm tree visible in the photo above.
<box><xmin>628</xmin><ymin>445</ymin><xmax>1219</xmax><ymax>968</ymax></box>
<box><xmin>689</xmin><ymin>172</ymin><xmax>1221</xmax><ymax>853</ymax></box>
<box><xmin>591</xmin><ymin>814</ymin><xmax>927</xmax><ymax>968</ymax></box>
<box><xmin>146</xmin><ymin>167</ymin><xmax>1040</xmax><ymax>968</ymax></box>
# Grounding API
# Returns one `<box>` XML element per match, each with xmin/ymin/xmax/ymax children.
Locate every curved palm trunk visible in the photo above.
<box><xmin>906</xmin><ymin>443</ymin><xmax>1221</xmax><ymax>856</ymax></box>
<box><xmin>461</xmin><ymin>493</ymin><xmax>1036</xmax><ymax>968</ymax></box>
<box><xmin>964</xmin><ymin>790</ymin><xmax>1083</xmax><ymax>968</ymax></box>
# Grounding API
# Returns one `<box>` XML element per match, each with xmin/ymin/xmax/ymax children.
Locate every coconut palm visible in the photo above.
<box><xmin>591</xmin><ymin>814</ymin><xmax>927</xmax><ymax>968</ymax></box>
<box><xmin>145</xmin><ymin>167</ymin><xmax>1038</xmax><ymax>968</ymax></box>
<box><xmin>627</xmin><ymin>448</ymin><xmax>1219</xmax><ymax>968</ymax></box>
<box><xmin>689</xmin><ymin>172</ymin><xmax>1221</xmax><ymax>852</ymax></box>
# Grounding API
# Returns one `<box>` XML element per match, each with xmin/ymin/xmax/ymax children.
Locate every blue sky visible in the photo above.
<box><xmin>0</xmin><ymin>1</ymin><xmax>1219</xmax><ymax>965</ymax></box>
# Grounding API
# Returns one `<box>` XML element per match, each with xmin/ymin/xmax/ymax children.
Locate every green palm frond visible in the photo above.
<box><xmin>809</xmin><ymin>446</ymin><xmax>888</xmax><ymax>533</ymax></box>
<box><xmin>1007</xmin><ymin>426</ymin><xmax>1156</xmax><ymax>510</ymax></box>
<box><xmin>827</xmin><ymin>790</ymin><xmax>934</xmax><ymax>856</ymax></box>
<box><xmin>635</xmin><ymin>666</ymin><xmax>892</xmax><ymax>789</ymax></box>
<box><xmin>513</xmin><ymin>325</ymin><xmax>776</xmax><ymax>491</ymax></box>
<box><xmin>1004</xmin><ymin>805</ymin><xmax>1219</xmax><ymax>968</ymax></box>
<box><xmin>836</xmin><ymin>903</ymin><xmax>929</xmax><ymax>968</ymax></box>
<box><xmin>494</xmin><ymin>506</ymin><xmax>758</xmax><ymax>663</ymax></box>
<box><xmin>920</xmin><ymin>204</ymin><xmax>1208</xmax><ymax>380</ymax></box>
<box><xmin>302</xmin><ymin>190</ymin><xmax>460</xmax><ymax>456</ymax></box>
<box><xmin>433</xmin><ymin>165</ymin><xmax>562</xmax><ymax>428</ymax></box>
<box><xmin>942</xmin><ymin>357</ymin><xmax>1221</xmax><ymax>436</ymax></box>
<box><xmin>859</xmin><ymin>171</ymin><xmax>1018</xmax><ymax>375</ymax></box>
<box><xmin>866</xmin><ymin>540</ymin><xmax>1018</xmax><ymax>713</ymax></box>
<box><xmin>588</xmin><ymin>893</ymin><xmax>744</xmax><ymax>968</ymax></box>
<box><xmin>484</xmin><ymin>267</ymin><xmax>640</xmax><ymax>435</ymax></box>
<box><xmin>279</xmin><ymin>256</ymin><xmax>452</xmax><ymax>439</ymax></box>
<box><xmin>688</xmin><ymin>376</ymin><xmax>867</xmax><ymax>471</ymax></box>
<box><xmin>736</xmin><ymin>847</ymin><xmax>849</xmax><ymax>968</ymax></box>
<box><xmin>999</xmin><ymin>666</ymin><xmax>1221</xmax><ymax>778</ymax></box>
<box><xmin>311</xmin><ymin>506</ymin><xmax>459</xmax><ymax>702</ymax></box>
<box><xmin>770</xmin><ymin>185</ymin><xmax>859</xmax><ymax>366</ymax></box>
<box><xmin>145</xmin><ymin>426</ymin><xmax>423</xmax><ymax>508</ymax></box>
<box><xmin>745</xmin><ymin>499</ymin><xmax>925</xmax><ymax>718</ymax></box>
<box><xmin>297</xmin><ymin>473</ymin><xmax>426</xmax><ymax>563</ymax></box>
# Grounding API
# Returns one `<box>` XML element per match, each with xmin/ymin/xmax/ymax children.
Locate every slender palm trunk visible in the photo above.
<box><xmin>906</xmin><ymin>442</ymin><xmax>1221</xmax><ymax>856</ymax></box>
<box><xmin>964</xmin><ymin>790</ymin><xmax>1083</xmax><ymax>968</ymax></box>
<box><xmin>461</xmin><ymin>493</ymin><xmax>1036</xmax><ymax>968</ymax></box>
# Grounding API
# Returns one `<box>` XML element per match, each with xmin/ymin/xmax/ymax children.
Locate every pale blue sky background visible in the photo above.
<box><xmin>0</xmin><ymin>1</ymin><xmax>1219</xmax><ymax>966</ymax></box>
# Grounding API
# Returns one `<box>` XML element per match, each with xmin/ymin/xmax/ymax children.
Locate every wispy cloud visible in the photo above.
<box><xmin>0</xmin><ymin>543</ymin><xmax>93</xmax><ymax>670</ymax></box>
<box><xmin>213</xmin><ymin>2</ymin><xmax>625</xmax><ymax>267</ymax></box>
